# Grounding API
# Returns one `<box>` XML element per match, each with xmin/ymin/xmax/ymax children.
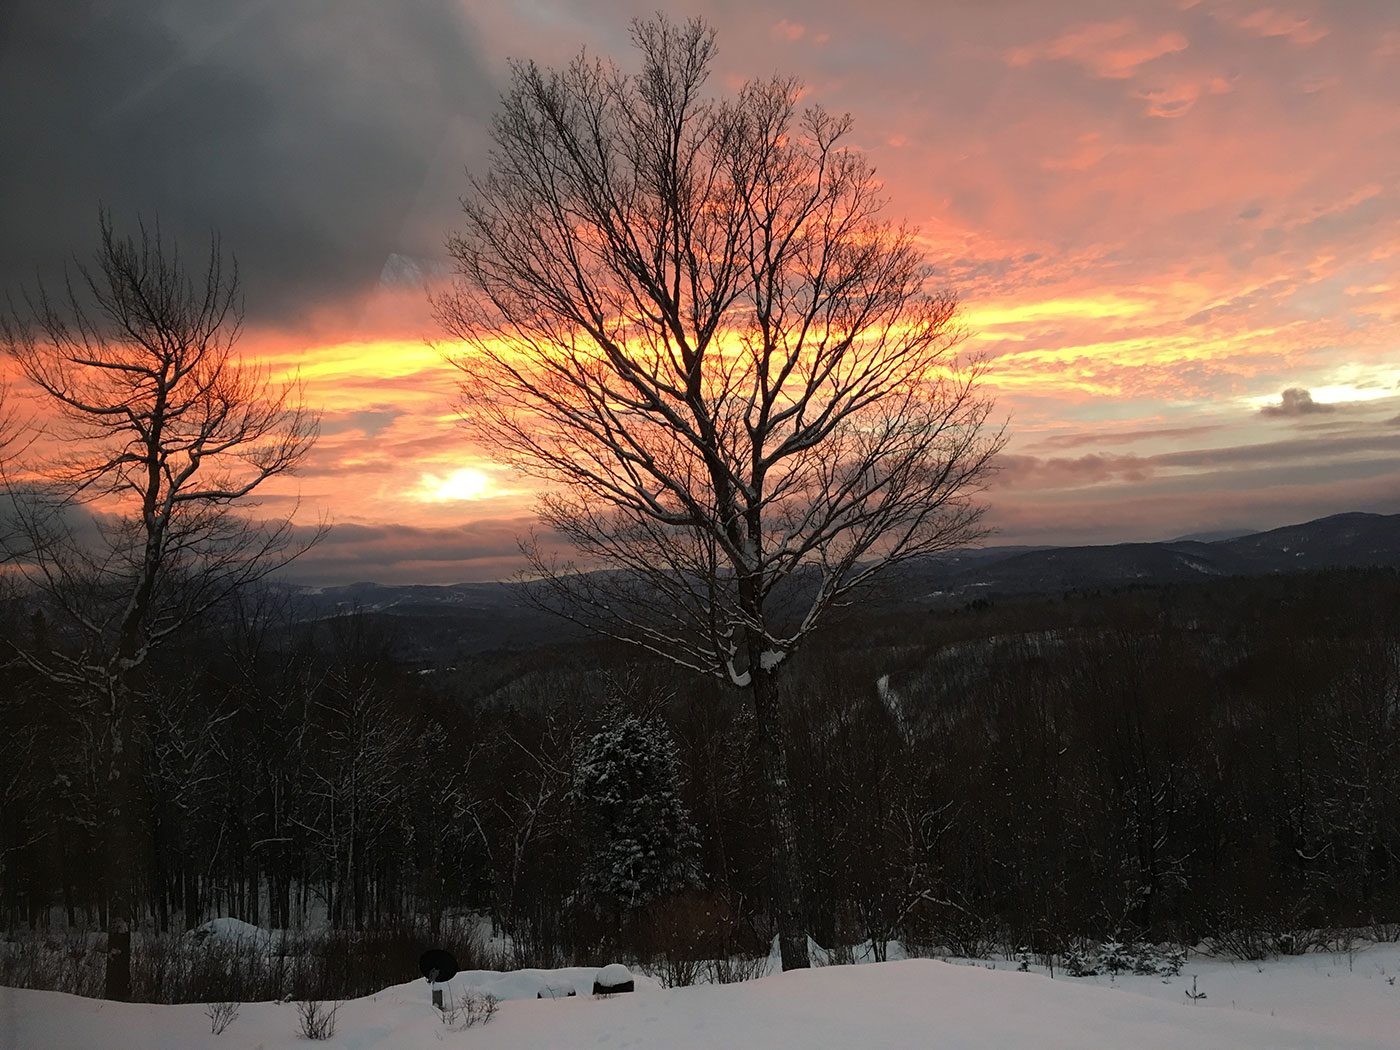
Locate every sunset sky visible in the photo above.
<box><xmin>3</xmin><ymin>0</ymin><xmax>1398</xmax><ymax>585</ymax></box>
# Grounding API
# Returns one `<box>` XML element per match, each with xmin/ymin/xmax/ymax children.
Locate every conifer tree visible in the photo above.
<box><xmin>572</xmin><ymin>712</ymin><xmax>699</xmax><ymax>913</ymax></box>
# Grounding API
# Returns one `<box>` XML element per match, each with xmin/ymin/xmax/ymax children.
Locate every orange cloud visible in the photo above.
<box><xmin>1005</xmin><ymin>19</ymin><xmax>1189</xmax><ymax>79</ymax></box>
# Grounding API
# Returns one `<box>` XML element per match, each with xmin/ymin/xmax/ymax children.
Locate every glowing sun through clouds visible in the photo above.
<box><xmin>419</xmin><ymin>468</ymin><xmax>494</xmax><ymax>502</ymax></box>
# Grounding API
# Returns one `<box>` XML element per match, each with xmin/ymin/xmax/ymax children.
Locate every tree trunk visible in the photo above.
<box><xmin>102</xmin><ymin>685</ymin><xmax>136</xmax><ymax>1001</ymax></box>
<box><xmin>747</xmin><ymin>648</ymin><xmax>810</xmax><ymax>970</ymax></box>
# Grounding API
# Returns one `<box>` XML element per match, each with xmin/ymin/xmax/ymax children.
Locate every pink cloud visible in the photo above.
<box><xmin>1005</xmin><ymin>19</ymin><xmax>1189</xmax><ymax>79</ymax></box>
<box><xmin>1132</xmin><ymin>73</ymin><xmax>1234</xmax><ymax>117</ymax></box>
<box><xmin>1226</xmin><ymin>7</ymin><xmax>1329</xmax><ymax>45</ymax></box>
<box><xmin>772</xmin><ymin>19</ymin><xmax>805</xmax><ymax>41</ymax></box>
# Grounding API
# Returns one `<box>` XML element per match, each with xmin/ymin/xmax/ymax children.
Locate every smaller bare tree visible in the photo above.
<box><xmin>0</xmin><ymin>211</ymin><xmax>320</xmax><ymax>1000</ymax></box>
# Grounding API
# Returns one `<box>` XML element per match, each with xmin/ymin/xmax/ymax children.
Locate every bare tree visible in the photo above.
<box><xmin>437</xmin><ymin>17</ymin><xmax>1003</xmax><ymax>969</ymax></box>
<box><xmin>0</xmin><ymin>379</ymin><xmax>35</xmax><ymax>547</ymax></box>
<box><xmin>305</xmin><ymin>661</ymin><xmax>414</xmax><ymax>930</ymax></box>
<box><xmin>0</xmin><ymin>212</ymin><xmax>320</xmax><ymax>999</ymax></box>
<box><xmin>0</xmin><ymin>381</ymin><xmax>17</xmax><ymax>464</ymax></box>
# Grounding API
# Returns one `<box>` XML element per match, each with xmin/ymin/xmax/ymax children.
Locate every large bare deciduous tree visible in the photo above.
<box><xmin>437</xmin><ymin>17</ymin><xmax>1003</xmax><ymax>970</ymax></box>
<box><xmin>0</xmin><ymin>212</ymin><xmax>320</xmax><ymax>999</ymax></box>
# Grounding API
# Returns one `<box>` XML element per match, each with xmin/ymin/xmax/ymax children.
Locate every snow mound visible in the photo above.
<box><xmin>437</xmin><ymin>965</ymin><xmax>658</xmax><ymax>1002</ymax></box>
<box><xmin>595</xmin><ymin>962</ymin><xmax>632</xmax><ymax>986</ymax></box>
<box><xmin>187</xmin><ymin>917</ymin><xmax>271</xmax><ymax>948</ymax></box>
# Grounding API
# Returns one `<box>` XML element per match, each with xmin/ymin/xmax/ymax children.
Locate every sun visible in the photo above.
<box><xmin>420</xmin><ymin>468</ymin><xmax>492</xmax><ymax>501</ymax></box>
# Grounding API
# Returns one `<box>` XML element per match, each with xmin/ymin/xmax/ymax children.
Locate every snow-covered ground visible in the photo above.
<box><xmin>1069</xmin><ymin>946</ymin><xmax>1400</xmax><ymax>1046</ymax></box>
<box><xmin>4</xmin><ymin>944</ymin><xmax>1400</xmax><ymax>1050</ymax></box>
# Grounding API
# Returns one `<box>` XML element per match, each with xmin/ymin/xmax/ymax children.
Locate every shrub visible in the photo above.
<box><xmin>641</xmin><ymin>954</ymin><xmax>706</xmax><ymax>988</ymax></box>
<box><xmin>1062</xmin><ymin>943</ymin><xmax>1098</xmax><ymax>977</ymax></box>
<box><xmin>1061</xmin><ymin>939</ymin><xmax>1185</xmax><ymax>978</ymax></box>
<box><xmin>204</xmin><ymin>1001</ymin><xmax>240</xmax><ymax>1035</ymax></box>
<box><xmin>443</xmin><ymin>990</ymin><xmax>499</xmax><ymax>1030</ymax></box>
<box><xmin>1100</xmin><ymin>939</ymin><xmax>1130</xmax><ymax>974</ymax></box>
<box><xmin>709</xmin><ymin>954</ymin><xmax>768</xmax><ymax>984</ymax></box>
<box><xmin>296</xmin><ymin>999</ymin><xmax>339</xmax><ymax>1040</ymax></box>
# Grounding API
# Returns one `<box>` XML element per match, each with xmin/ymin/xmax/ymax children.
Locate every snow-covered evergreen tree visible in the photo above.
<box><xmin>571</xmin><ymin>712</ymin><xmax>699</xmax><ymax>913</ymax></box>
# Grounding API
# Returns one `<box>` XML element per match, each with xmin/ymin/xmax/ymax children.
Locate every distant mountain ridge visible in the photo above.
<box><xmin>294</xmin><ymin>511</ymin><xmax>1400</xmax><ymax>658</ymax></box>
<box><xmin>897</xmin><ymin>511</ymin><xmax>1400</xmax><ymax>605</ymax></box>
<box><xmin>1167</xmin><ymin>527</ymin><xmax>1259</xmax><ymax>543</ymax></box>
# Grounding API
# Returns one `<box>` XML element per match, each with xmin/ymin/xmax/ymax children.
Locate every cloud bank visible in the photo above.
<box><xmin>0</xmin><ymin>0</ymin><xmax>490</xmax><ymax>327</ymax></box>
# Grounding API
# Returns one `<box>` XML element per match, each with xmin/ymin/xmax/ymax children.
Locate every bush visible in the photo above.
<box><xmin>1136</xmin><ymin>944</ymin><xmax>1185</xmax><ymax>976</ymax></box>
<box><xmin>1062</xmin><ymin>943</ymin><xmax>1098</xmax><ymax>977</ymax></box>
<box><xmin>0</xmin><ymin>930</ymin><xmax>103</xmax><ymax>998</ymax></box>
<box><xmin>204</xmin><ymin>1001</ymin><xmax>240</xmax><ymax>1035</ymax></box>
<box><xmin>1371</xmin><ymin>922</ymin><xmax>1400</xmax><ymax>943</ymax></box>
<box><xmin>1100</xmin><ymin>939</ymin><xmax>1130</xmax><ymax>974</ymax></box>
<box><xmin>296</xmin><ymin>999</ymin><xmax>339</xmax><ymax>1040</ymax></box>
<box><xmin>900</xmin><ymin>898</ymin><xmax>1003</xmax><ymax>961</ymax></box>
<box><xmin>1207</xmin><ymin>925</ymin><xmax>1310</xmax><ymax>961</ymax></box>
<box><xmin>1060</xmin><ymin>939</ymin><xmax>1186</xmax><ymax>978</ymax></box>
<box><xmin>640</xmin><ymin>954</ymin><xmax>706</xmax><ymax>988</ymax></box>
<box><xmin>709</xmin><ymin>954</ymin><xmax>768</xmax><ymax>984</ymax></box>
<box><xmin>443</xmin><ymin>989</ymin><xmax>499</xmax><ymax>1030</ymax></box>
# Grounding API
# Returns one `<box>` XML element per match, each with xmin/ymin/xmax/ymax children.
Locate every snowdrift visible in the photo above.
<box><xmin>3</xmin><ymin>954</ymin><xmax>1397</xmax><ymax>1050</ymax></box>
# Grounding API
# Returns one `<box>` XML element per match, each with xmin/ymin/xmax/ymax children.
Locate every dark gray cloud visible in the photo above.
<box><xmin>995</xmin><ymin>452</ymin><xmax>1152</xmax><ymax>488</ymax></box>
<box><xmin>1260</xmin><ymin>388</ymin><xmax>1333</xmax><ymax>417</ymax></box>
<box><xmin>1025</xmin><ymin>423</ymin><xmax>1223</xmax><ymax>452</ymax></box>
<box><xmin>280</xmin><ymin>518</ymin><xmax>548</xmax><ymax>585</ymax></box>
<box><xmin>317</xmin><ymin>407</ymin><xmax>407</xmax><ymax>440</ymax></box>
<box><xmin>997</xmin><ymin>430</ymin><xmax>1400</xmax><ymax>490</ymax></box>
<box><xmin>0</xmin><ymin>0</ymin><xmax>490</xmax><ymax>326</ymax></box>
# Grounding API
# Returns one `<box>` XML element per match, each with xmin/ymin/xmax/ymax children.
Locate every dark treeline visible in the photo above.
<box><xmin>2</xmin><ymin>568</ymin><xmax>1398</xmax><ymax>969</ymax></box>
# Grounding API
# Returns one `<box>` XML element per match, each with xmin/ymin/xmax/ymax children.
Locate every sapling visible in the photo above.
<box><xmin>1185</xmin><ymin>976</ymin><xmax>1207</xmax><ymax>1003</ymax></box>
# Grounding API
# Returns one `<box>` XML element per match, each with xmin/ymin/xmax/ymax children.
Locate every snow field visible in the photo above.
<box><xmin>4</xmin><ymin>946</ymin><xmax>1400</xmax><ymax>1049</ymax></box>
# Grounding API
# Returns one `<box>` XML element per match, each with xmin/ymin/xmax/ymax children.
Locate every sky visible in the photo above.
<box><xmin>2</xmin><ymin>0</ymin><xmax>1398</xmax><ymax>585</ymax></box>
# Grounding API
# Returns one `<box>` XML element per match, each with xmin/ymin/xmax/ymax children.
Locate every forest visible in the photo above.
<box><xmin>2</xmin><ymin>565</ymin><xmax>1397</xmax><ymax>998</ymax></box>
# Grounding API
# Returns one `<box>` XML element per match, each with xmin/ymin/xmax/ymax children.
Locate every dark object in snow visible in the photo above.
<box><xmin>419</xmin><ymin>948</ymin><xmax>459</xmax><ymax>984</ymax></box>
<box><xmin>593</xmin><ymin>962</ymin><xmax>635</xmax><ymax>995</ymax></box>
<box><xmin>537</xmin><ymin>985</ymin><xmax>578</xmax><ymax>998</ymax></box>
